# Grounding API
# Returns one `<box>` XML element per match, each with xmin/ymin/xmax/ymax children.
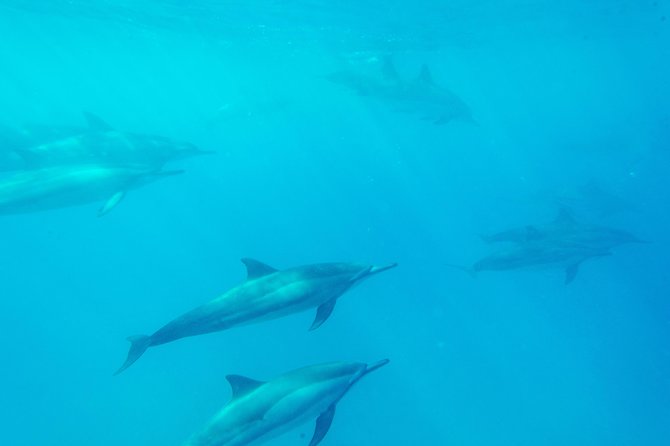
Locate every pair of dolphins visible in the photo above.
<box><xmin>116</xmin><ymin>258</ymin><xmax>398</xmax><ymax>446</ymax></box>
<box><xmin>326</xmin><ymin>56</ymin><xmax>475</xmax><ymax>126</ymax></box>
<box><xmin>453</xmin><ymin>209</ymin><xmax>646</xmax><ymax>284</ymax></box>
<box><xmin>0</xmin><ymin>113</ymin><xmax>207</xmax><ymax>216</ymax></box>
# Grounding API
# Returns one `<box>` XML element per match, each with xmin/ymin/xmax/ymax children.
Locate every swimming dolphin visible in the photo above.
<box><xmin>0</xmin><ymin>113</ymin><xmax>208</xmax><ymax>171</ymax></box>
<box><xmin>449</xmin><ymin>241</ymin><xmax>612</xmax><ymax>284</ymax></box>
<box><xmin>184</xmin><ymin>359</ymin><xmax>389</xmax><ymax>446</ymax></box>
<box><xmin>326</xmin><ymin>56</ymin><xmax>474</xmax><ymax>125</ymax></box>
<box><xmin>115</xmin><ymin>259</ymin><xmax>397</xmax><ymax>375</ymax></box>
<box><xmin>481</xmin><ymin>208</ymin><xmax>647</xmax><ymax>249</ymax></box>
<box><xmin>0</xmin><ymin>163</ymin><xmax>182</xmax><ymax>216</ymax></box>
<box><xmin>554</xmin><ymin>180</ymin><xmax>635</xmax><ymax>219</ymax></box>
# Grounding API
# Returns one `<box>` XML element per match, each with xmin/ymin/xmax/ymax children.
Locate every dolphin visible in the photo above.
<box><xmin>184</xmin><ymin>359</ymin><xmax>389</xmax><ymax>446</ymax></box>
<box><xmin>554</xmin><ymin>180</ymin><xmax>635</xmax><ymax>219</ymax></box>
<box><xmin>326</xmin><ymin>56</ymin><xmax>474</xmax><ymax>125</ymax></box>
<box><xmin>0</xmin><ymin>113</ymin><xmax>209</xmax><ymax>171</ymax></box>
<box><xmin>481</xmin><ymin>208</ymin><xmax>647</xmax><ymax>249</ymax></box>
<box><xmin>115</xmin><ymin>259</ymin><xmax>397</xmax><ymax>375</ymax></box>
<box><xmin>448</xmin><ymin>241</ymin><xmax>612</xmax><ymax>284</ymax></box>
<box><xmin>0</xmin><ymin>163</ymin><xmax>183</xmax><ymax>216</ymax></box>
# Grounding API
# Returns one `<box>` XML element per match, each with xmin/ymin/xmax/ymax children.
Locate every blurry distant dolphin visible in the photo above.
<box><xmin>115</xmin><ymin>259</ymin><xmax>397</xmax><ymax>375</ymax></box>
<box><xmin>0</xmin><ymin>113</ymin><xmax>208</xmax><ymax>171</ymax></box>
<box><xmin>554</xmin><ymin>181</ymin><xmax>635</xmax><ymax>219</ymax></box>
<box><xmin>448</xmin><ymin>242</ymin><xmax>612</xmax><ymax>284</ymax></box>
<box><xmin>481</xmin><ymin>208</ymin><xmax>647</xmax><ymax>249</ymax></box>
<box><xmin>0</xmin><ymin>164</ymin><xmax>182</xmax><ymax>216</ymax></box>
<box><xmin>325</xmin><ymin>56</ymin><xmax>474</xmax><ymax>125</ymax></box>
<box><xmin>184</xmin><ymin>360</ymin><xmax>389</xmax><ymax>446</ymax></box>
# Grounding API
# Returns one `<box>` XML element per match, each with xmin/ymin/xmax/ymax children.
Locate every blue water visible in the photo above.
<box><xmin>0</xmin><ymin>1</ymin><xmax>669</xmax><ymax>445</ymax></box>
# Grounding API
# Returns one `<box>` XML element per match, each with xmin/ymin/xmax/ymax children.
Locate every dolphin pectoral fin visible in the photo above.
<box><xmin>381</xmin><ymin>55</ymin><xmax>400</xmax><ymax>82</ymax></box>
<box><xmin>565</xmin><ymin>263</ymin><xmax>581</xmax><ymax>285</ymax></box>
<box><xmin>418</xmin><ymin>64</ymin><xmax>435</xmax><ymax>85</ymax></box>
<box><xmin>98</xmin><ymin>191</ymin><xmax>126</xmax><ymax>217</ymax></box>
<box><xmin>83</xmin><ymin>112</ymin><xmax>114</xmax><ymax>131</ymax></box>
<box><xmin>226</xmin><ymin>375</ymin><xmax>265</xmax><ymax>400</ymax></box>
<box><xmin>114</xmin><ymin>335</ymin><xmax>152</xmax><ymax>375</ymax></box>
<box><xmin>309</xmin><ymin>404</ymin><xmax>336</xmax><ymax>446</ymax></box>
<box><xmin>310</xmin><ymin>299</ymin><xmax>337</xmax><ymax>331</ymax></box>
<box><xmin>241</xmin><ymin>258</ymin><xmax>278</xmax><ymax>280</ymax></box>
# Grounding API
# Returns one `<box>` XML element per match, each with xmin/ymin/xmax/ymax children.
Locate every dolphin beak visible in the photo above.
<box><xmin>368</xmin><ymin>263</ymin><xmax>398</xmax><ymax>276</ymax></box>
<box><xmin>358</xmin><ymin>359</ymin><xmax>390</xmax><ymax>380</ymax></box>
<box><xmin>366</xmin><ymin>359</ymin><xmax>390</xmax><ymax>373</ymax></box>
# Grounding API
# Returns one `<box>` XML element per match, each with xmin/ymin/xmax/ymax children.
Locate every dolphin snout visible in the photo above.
<box><xmin>368</xmin><ymin>263</ymin><xmax>398</xmax><ymax>276</ymax></box>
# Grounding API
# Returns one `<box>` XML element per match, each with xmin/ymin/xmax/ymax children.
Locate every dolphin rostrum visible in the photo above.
<box><xmin>184</xmin><ymin>360</ymin><xmax>389</xmax><ymax>446</ymax></box>
<box><xmin>115</xmin><ymin>259</ymin><xmax>397</xmax><ymax>374</ymax></box>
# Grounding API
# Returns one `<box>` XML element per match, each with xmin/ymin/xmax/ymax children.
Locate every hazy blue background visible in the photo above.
<box><xmin>0</xmin><ymin>1</ymin><xmax>668</xmax><ymax>445</ymax></box>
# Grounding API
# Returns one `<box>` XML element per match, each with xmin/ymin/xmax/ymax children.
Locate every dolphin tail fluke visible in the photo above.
<box><xmin>445</xmin><ymin>263</ymin><xmax>476</xmax><ymax>278</ymax></box>
<box><xmin>114</xmin><ymin>335</ymin><xmax>152</xmax><ymax>376</ymax></box>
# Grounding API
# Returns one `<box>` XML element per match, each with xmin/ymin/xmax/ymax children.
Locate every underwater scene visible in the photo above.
<box><xmin>0</xmin><ymin>1</ymin><xmax>668</xmax><ymax>445</ymax></box>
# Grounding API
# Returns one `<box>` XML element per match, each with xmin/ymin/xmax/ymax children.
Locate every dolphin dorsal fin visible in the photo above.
<box><xmin>381</xmin><ymin>56</ymin><xmax>400</xmax><ymax>82</ymax></box>
<box><xmin>554</xmin><ymin>208</ymin><xmax>576</xmax><ymax>226</ymax></box>
<box><xmin>418</xmin><ymin>64</ymin><xmax>435</xmax><ymax>85</ymax></box>
<box><xmin>565</xmin><ymin>263</ymin><xmax>580</xmax><ymax>285</ymax></box>
<box><xmin>241</xmin><ymin>258</ymin><xmax>278</xmax><ymax>280</ymax></box>
<box><xmin>525</xmin><ymin>226</ymin><xmax>542</xmax><ymax>241</ymax></box>
<box><xmin>226</xmin><ymin>375</ymin><xmax>265</xmax><ymax>400</ymax></box>
<box><xmin>83</xmin><ymin>112</ymin><xmax>113</xmax><ymax>131</ymax></box>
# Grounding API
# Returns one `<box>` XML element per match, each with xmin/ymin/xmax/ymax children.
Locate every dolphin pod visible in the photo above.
<box><xmin>115</xmin><ymin>258</ymin><xmax>397</xmax><ymax>375</ymax></box>
<box><xmin>184</xmin><ymin>360</ymin><xmax>389</xmax><ymax>446</ymax></box>
<box><xmin>0</xmin><ymin>113</ymin><xmax>208</xmax><ymax>216</ymax></box>
<box><xmin>0</xmin><ymin>112</ymin><xmax>208</xmax><ymax>171</ymax></box>
<box><xmin>452</xmin><ymin>208</ymin><xmax>647</xmax><ymax>284</ymax></box>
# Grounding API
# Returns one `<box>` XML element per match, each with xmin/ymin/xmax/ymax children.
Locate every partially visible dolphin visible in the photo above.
<box><xmin>0</xmin><ymin>164</ymin><xmax>182</xmax><ymax>216</ymax></box>
<box><xmin>184</xmin><ymin>360</ymin><xmax>389</xmax><ymax>446</ymax></box>
<box><xmin>481</xmin><ymin>208</ymin><xmax>647</xmax><ymax>249</ymax></box>
<box><xmin>554</xmin><ymin>180</ymin><xmax>635</xmax><ymax>219</ymax></box>
<box><xmin>449</xmin><ymin>241</ymin><xmax>612</xmax><ymax>284</ymax></box>
<box><xmin>326</xmin><ymin>56</ymin><xmax>474</xmax><ymax>125</ymax></box>
<box><xmin>0</xmin><ymin>113</ymin><xmax>209</xmax><ymax>171</ymax></box>
<box><xmin>115</xmin><ymin>259</ymin><xmax>397</xmax><ymax>375</ymax></box>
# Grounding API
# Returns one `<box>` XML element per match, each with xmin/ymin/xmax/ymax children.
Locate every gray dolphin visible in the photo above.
<box><xmin>326</xmin><ymin>56</ymin><xmax>474</xmax><ymax>125</ymax></box>
<box><xmin>115</xmin><ymin>259</ymin><xmax>397</xmax><ymax>375</ymax></box>
<box><xmin>481</xmin><ymin>208</ymin><xmax>647</xmax><ymax>249</ymax></box>
<box><xmin>0</xmin><ymin>113</ymin><xmax>209</xmax><ymax>171</ymax></box>
<box><xmin>0</xmin><ymin>164</ymin><xmax>182</xmax><ymax>216</ymax></box>
<box><xmin>184</xmin><ymin>359</ymin><xmax>389</xmax><ymax>446</ymax></box>
<box><xmin>449</xmin><ymin>241</ymin><xmax>612</xmax><ymax>284</ymax></box>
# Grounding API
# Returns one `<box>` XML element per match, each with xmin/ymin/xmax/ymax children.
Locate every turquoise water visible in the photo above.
<box><xmin>0</xmin><ymin>1</ymin><xmax>668</xmax><ymax>445</ymax></box>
